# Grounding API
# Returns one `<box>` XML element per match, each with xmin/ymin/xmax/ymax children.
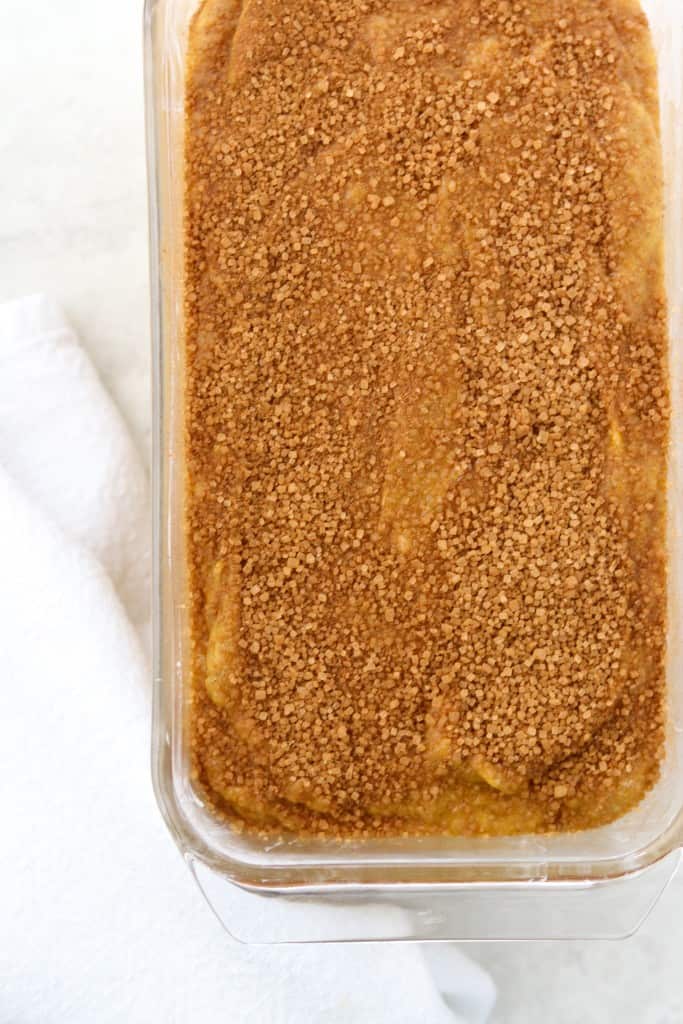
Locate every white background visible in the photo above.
<box><xmin>2</xmin><ymin>1</ymin><xmax>683</xmax><ymax>1020</ymax></box>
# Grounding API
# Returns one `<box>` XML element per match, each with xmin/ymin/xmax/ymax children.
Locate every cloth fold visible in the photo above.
<box><xmin>0</xmin><ymin>295</ymin><xmax>495</xmax><ymax>1024</ymax></box>
<box><xmin>0</xmin><ymin>294</ymin><xmax>150</xmax><ymax>626</ymax></box>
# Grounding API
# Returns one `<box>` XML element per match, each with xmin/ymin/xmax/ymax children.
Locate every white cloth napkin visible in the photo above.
<box><xmin>0</xmin><ymin>295</ymin><xmax>495</xmax><ymax>1024</ymax></box>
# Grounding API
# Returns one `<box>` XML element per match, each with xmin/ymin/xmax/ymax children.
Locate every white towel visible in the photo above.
<box><xmin>0</xmin><ymin>295</ymin><xmax>495</xmax><ymax>1024</ymax></box>
<box><xmin>0</xmin><ymin>295</ymin><xmax>150</xmax><ymax>627</ymax></box>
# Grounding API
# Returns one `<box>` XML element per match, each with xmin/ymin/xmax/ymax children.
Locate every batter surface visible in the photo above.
<box><xmin>184</xmin><ymin>0</ymin><xmax>669</xmax><ymax>837</ymax></box>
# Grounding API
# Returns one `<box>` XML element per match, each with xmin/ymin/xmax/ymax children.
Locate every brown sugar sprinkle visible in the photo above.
<box><xmin>184</xmin><ymin>0</ymin><xmax>669</xmax><ymax>838</ymax></box>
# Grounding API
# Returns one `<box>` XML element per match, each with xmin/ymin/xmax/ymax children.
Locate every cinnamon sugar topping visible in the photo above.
<box><xmin>184</xmin><ymin>0</ymin><xmax>669</xmax><ymax>837</ymax></box>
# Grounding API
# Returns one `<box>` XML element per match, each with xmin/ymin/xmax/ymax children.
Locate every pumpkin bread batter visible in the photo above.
<box><xmin>184</xmin><ymin>0</ymin><xmax>669</xmax><ymax>837</ymax></box>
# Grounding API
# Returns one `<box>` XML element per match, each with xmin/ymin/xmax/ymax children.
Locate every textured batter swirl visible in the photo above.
<box><xmin>184</xmin><ymin>0</ymin><xmax>669</xmax><ymax>837</ymax></box>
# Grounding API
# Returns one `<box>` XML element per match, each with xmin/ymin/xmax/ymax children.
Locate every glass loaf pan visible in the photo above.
<box><xmin>145</xmin><ymin>0</ymin><xmax>683</xmax><ymax>941</ymax></box>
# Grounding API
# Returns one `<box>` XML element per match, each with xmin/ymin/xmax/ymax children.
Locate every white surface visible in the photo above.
<box><xmin>1</xmin><ymin>1</ymin><xmax>682</xmax><ymax>1021</ymax></box>
<box><xmin>0</xmin><ymin>296</ymin><xmax>493</xmax><ymax>1024</ymax></box>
